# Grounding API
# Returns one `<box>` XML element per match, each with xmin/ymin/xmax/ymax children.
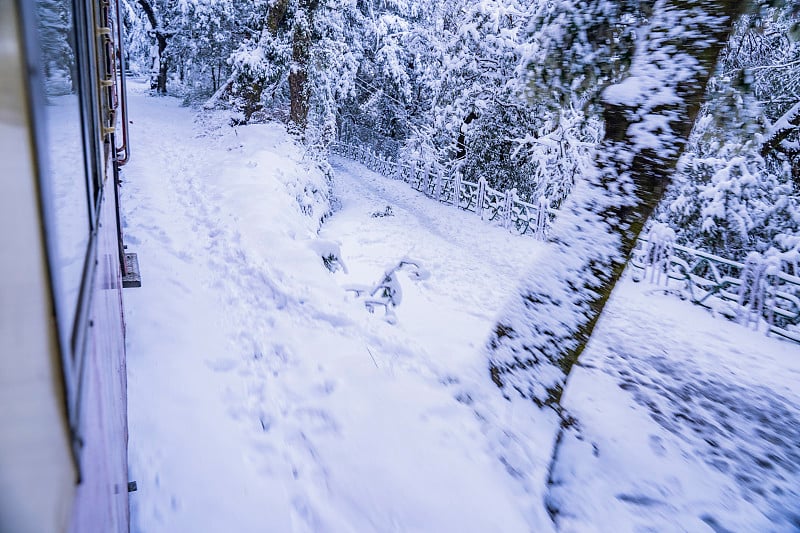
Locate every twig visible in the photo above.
<box><xmin>366</xmin><ymin>345</ymin><xmax>379</xmax><ymax>368</ymax></box>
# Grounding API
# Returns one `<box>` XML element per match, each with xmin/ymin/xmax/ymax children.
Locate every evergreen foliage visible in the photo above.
<box><xmin>661</xmin><ymin>4</ymin><xmax>800</xmax><ymax>264</ymax></box>
<box><xmin>122</xmin><ymin>0</ymin><xmax>799</xmax><ymax>284</ymax></box>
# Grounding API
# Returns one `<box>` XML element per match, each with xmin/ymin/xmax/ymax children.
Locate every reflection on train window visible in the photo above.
<box><xmin>38</xmin><ymin>0</ymin><xmax>93</xmax><ymax>353</ymax></box>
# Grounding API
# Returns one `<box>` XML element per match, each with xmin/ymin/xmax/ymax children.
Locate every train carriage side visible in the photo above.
<box><xmin>1</xmin><ymin>0</ymin><xmax>135</xmax><ymax>531</ymax></box>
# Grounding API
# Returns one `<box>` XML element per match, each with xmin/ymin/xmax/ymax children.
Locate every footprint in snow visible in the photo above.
<box><xmin>206</xmin><ymin>357</ymin><xmax>238</xmax><ymax>372</ymax></box>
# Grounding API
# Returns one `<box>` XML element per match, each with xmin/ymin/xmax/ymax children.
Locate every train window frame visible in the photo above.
<box><xmin>17</xmin><ymin>0</ymin><xmax>107</xmax><ymax>461</ymax></box>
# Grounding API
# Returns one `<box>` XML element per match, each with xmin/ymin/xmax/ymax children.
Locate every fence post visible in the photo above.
<box><xmin>534</xmin><ymin>196</ymin><xmax>549</xmax><ymax>239</ymax></box>
<box><xmin>423</xmin><ymin>163</ymin><xmax>431</xmax><ymax>195</ymax></box>
<box><xmin>503</xmin><ymin>188</ymin><xmax>516</xmax><ymax>230</ymax></box>
<box><xmin>453</xmin><ymin>171</ymin><xmax>462</xmax><ymax>208</ymax></box>
<box><xmin>435</xmin><ymin>169</ymin><xmax>444</xmax><ymax>202</ymax></box>
<box><xmin>476</xmin><ymin>177</ymin><xmax>487</xmax><ymax>220</ymax></box>
<box><xmin>643</xmin><ymin>223</ymin><xmax>676</xmax><ymax>285</ymax></box>
<box><xmin>737</xmin><ymin>252</ymin><xmax>771</xmax><ymax>331</ymax></box>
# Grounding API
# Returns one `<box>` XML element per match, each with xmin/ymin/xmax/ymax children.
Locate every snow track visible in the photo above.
<box><xmin>122</xmin><ymin>85</ymin><xmax>295</xmax><ymax>532</ymax></box>
<box><xmin>548</xmin><ymin>283</ymin><xmax>800</xmax><ymax>532</ymax></box>
<box><xmin>123</xmin><ymin>83</ymin><xmax>548</xmax><ymax>533</ymax></box>
<box><xmin>123</xmin><ymin>83</ymin><xmax>800</xmax><ymax>533</ymax></box>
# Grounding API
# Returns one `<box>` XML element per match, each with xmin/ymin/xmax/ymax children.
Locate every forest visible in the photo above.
<box><xmin>70</xmin><ymin>0</ymin><xmax>795</xmax><ymax>402</ymax></box>
<box><xmin>109</xmin><ymin>0</ymin><xmax>798</xmax><ymax>261</ymax></box>
<box><xmin>34</xmin><ymin>0</ymin><xmax>800</xmax><ymax>528</ymax></box>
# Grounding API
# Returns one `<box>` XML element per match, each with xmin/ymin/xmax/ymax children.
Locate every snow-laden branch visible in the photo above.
<box><xmin>761</xmin><ymin>100</ymin><xmax>800</xmax><ymax>155</ymax></box>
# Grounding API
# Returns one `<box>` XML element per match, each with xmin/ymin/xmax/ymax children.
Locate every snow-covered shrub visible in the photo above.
<box><xmin>307</xmin><ymin>239</ymin><xmax>348</xmax><ymax>274</ymax></box>
<box><xmin>371</xmin><ymin>206</ymin><xmax>394</xmax><ymax>218</ymax></box>
<box><xmin>664</xmin><ymin>135</ymin><xmax>797</xmax><ymax>262</ymax></box>
<box><xmin>345</xmin><ymin>258</ymin><xmax>430</xmax><ymax>324</ymax></box>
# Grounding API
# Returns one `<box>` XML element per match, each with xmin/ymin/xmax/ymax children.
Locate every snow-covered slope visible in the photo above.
<box><xmin>548</xmin><ymin>280</ymin><xmax>800</xmax><ymax>532</ymax></box>
<box><xmin>122</xmin><ymin>82</ymin><xmax>800</xmax><ymax>532</ymax></box>
<box><xmin>122</xmin><ymin>81</ymin><xmax>551</xmax><ymax>532</ymax></box>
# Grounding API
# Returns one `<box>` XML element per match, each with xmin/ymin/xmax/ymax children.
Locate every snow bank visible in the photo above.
<box><xmin>122</xmin><ymin>79</ymin><xmax>800</xmax><ymax>533</ymax></box>
<box><xmin>123</xmin><ymin>81</ymin><xmax>553</xmax><ymax>532</ymax></box>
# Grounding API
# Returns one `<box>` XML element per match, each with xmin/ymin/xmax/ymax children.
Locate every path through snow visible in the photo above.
<box><xmin>123</xmin><ymin>82</ymin><xmax>800</xmax><ymax>533</ymax></box>
<box><xmin>549</xmin><ymin>281</ymin><xmax>800</xmax><ymax>532</ymax></box>
<box><xmin>122</xmin><ymin>81</ymin><xmax>549</xmax><ymax>533</ymax></box>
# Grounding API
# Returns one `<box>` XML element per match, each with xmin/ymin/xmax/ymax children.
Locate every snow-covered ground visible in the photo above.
<box><xmin>122</xmin><ymin>82</ymin><xmax>800</xmax><ymax>532</ymax></box>
<box><xmin>549</xmin><ymin>282</ymin><xmax>800</xmax><ymax>532</ymax></box>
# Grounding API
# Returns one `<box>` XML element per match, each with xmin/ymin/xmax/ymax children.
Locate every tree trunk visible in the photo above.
<box><xmin>236</xmin><ymin>0</ymin><xmax>291</xmax><ymax>121</ymax></box>
<box><xmin>138</xmin><ymin>0</ymin><xmax>169</xmax><ymax>95</ymax></box>
<box><xmin>456</xmin><ymin>111</ymin><xmax>479</xmax><ymax>160</ymax></box>
<box><xmin>289</xmin><ymin>1</ymin><xmax>318</xmax><ymax>132</ymax></box>
<box><xmin>267</xmin><ymin>0</ymin><xmax>291</xmax><ymax>35</ymax></box>
<box><xmin>156</xmin><ymin>33</ymin><xmax>168</xmax><ymax>95</ymax></box>
<box><xmin>488</xmin><ymin>0</ymin><xmax>745</xmax><ymax>408</ymax></box>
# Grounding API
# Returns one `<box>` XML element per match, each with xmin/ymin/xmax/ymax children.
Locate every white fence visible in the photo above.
<box><xmin>331</xmin><ymin>142</ymin><xmax>555</xmax><ymax>239</ymax></box>
<box><xmin>631</xmin><ymin>229</ymin><xmax>800</xmax><ymax>344</ymax></box>
<box><xmin>333</xmin><ymin>141</ymin><xmax>800</xmax><ymax>345</ymax></box>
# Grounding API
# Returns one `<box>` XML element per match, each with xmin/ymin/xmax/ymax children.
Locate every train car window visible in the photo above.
<box><xmin>35</xmin><ymin>0</ymin><xmax>94</xmax><ymax>357</ymax></box>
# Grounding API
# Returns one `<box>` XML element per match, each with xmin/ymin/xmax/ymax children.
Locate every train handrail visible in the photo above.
<box><xmin>113</xmin><ymin>0</ymin><xmax>130</xmax><ymax>165</ymax></box>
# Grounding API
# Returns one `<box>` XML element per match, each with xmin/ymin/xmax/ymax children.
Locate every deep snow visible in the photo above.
<box><xmin>122</xmin><ymin>82</ymin><xmax>800</xmax><ymax>532</ymax></box>
<box><xmin>549</xmin><ymin>281</ymin><xmax>800</xmax><ymax>531</ymax></box>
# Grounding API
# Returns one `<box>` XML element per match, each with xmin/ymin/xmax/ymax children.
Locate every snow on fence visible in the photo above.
<box><xmin>331</xmin><ymin>142</ymin><xmax>555</xmax><ymax>239</ymax></box>
<box><xmin>631</xmin><ymin>224</ymin><xmax>800</xmax><ymax>344</ymax></box>
<box><xmin>334</xmin><ymin>142</ymin><xmax>800</xmax><ymax>344</ymax></box>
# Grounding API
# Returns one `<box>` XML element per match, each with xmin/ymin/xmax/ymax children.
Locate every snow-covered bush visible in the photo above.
<box><xmin>345</xmin><ymin>258</ymin><xmax>430</xmax><ymax>324</ymax></box>
<box><xmin>666</xmin><ymin>139</ymin><xmax>795</xmax><ymax>260</ymax></box>
<box><xmin>307</xmin><ymin>239</ymin><xmax>348</xmax><ymax>274</ymax></box>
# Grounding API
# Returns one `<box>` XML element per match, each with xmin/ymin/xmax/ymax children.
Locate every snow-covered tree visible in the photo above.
<box><xmin>133</xmin><ymin>0</ymin><xmax>177</xmax><ymax>94</ymax></box>
<box><xmin>488</xmin><ymin>0</ymin><xmax>745</xmax><ymax>407</ymax></box>
<box><xmin>661</xmin><ymin>4</ymin><xmax>800</xmax><ymax>261</ymax></box>
<box><xmin>38</xmin><ymin>0</ymin><xmax>77</xmax><ymax>95</ymax></box>
<box><xmin>167</xmin><ymin>1</ymin><xmax>240</xmax><ymax>99</ymax></box>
